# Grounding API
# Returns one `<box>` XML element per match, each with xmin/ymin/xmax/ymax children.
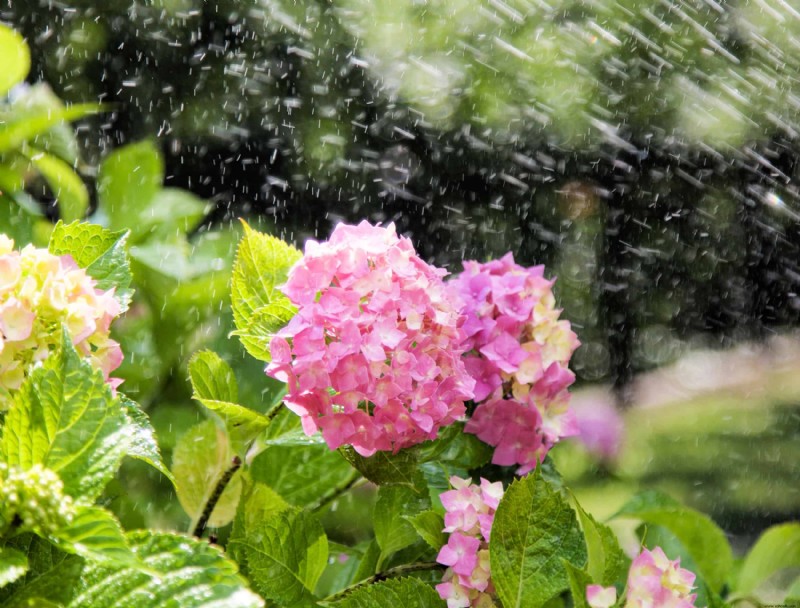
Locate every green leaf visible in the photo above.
<box><xmin>735</xmin><ymin>522</ymin><xmax>800</xmax><ymax>595</ymax></box>
<box><xmin>408</xmin><ymin>511</ymin><xmax>446</xmax><ymax>552</ymax></box>
<box><xmin>490</xmin><ymin>468</ymin><xmax>588</xmax><ymax>608</ymax></box>
<box><xmin>0</xmin><ymin>546</ymin><xmax>28</xmax><ymax>589</ymax></box>
<box><xmin>189</xmin><ymin>350</ymin><xmax>238</xmax><ymax>403</ymax></box>
<box><xmin>0</xmin><ymin>331</ymin><xmax>131</xmax><ymax>500</ymax></box>
<box><xmin>612</xmin><ymin>490</ymin><xmax>733</xmax><ymax>592</ymax></box>
<box><xmin>350</xmin><ymin>540</ymin><xmax>381</xmax><ymax>584</ymax></box>
<box><xmin>0</xmin><ymin>104</ymin><xmax>102</xmax><ymax>154</ymax></box>
<box><xmin>228</xmin><ymin>476</ymin><xmax>290</xmax><ymax>569</ymax></box>
<box><xmin>787</xmin><ymin>575</ymin><xmax>800</xmax><ymax>602</ymax></box>
<box><xmin>96</xmin><ymin>140</ymin><xmax>164</xmax><ymax>239</ymax></box>
<box><xmin>230</xmin><ymin>222</ymin><xmax>301</xmax><ymax>362</ymax></box>
<box><xmin>49</xmin><ymin>221</ymin><xmax>133</xmax><ymax>311</ymax></box>
<box><xmin>51</xmin><ymin>506</ymin><xmax>137</xmax><ymax>568</ymax></box>
<box><xmin>189</xmin><ymin>350</ymin><xmax>270</xmax><ymax>452</ymax></box>
<box><xmin>136</xmin><ymin>187</ymin><xmax>209</xmax><ymax>236</ymax></box>
<box><xmin>229</xmin><ymin>507</ymin><xmax>328</xmax><ymax>607</ymax></box>
<box><xmin>339</xmin><ymin>446</ymin><xmax>423</xmax><ymax>488</ymax></box>
<box><xmin>250</xmin><ymin>444</ymin><xmax>354</xmax><ymax>508</ymax></box>
<box><xmin>68</xmin><ymin>530</ymin><xmax>263</xmax><ymax>608</ymax></box>
<box><xmin>563</xmin><ymin>562</ymin><xmax>593</xmax><ymax>608</ymax></box>
<box><xmin>118</xmin><ymin>396</ymin><xmax>175</xmax><ymax>484</ymax></box>
<box><xmin>0</xmin><ymin>535</ymin><xmax>83</xmax><ymax>608</ymax></box>
<box><xmin>24</xmin><ymin>148</ymin><xmax>88</xmax><ymax>222</ymax></box>
<box><xmin>325</xmin><ymin>576</ymin><xmax>444</xmax><ymax>607</ymax></box>
<box><xmin>172</xmin><ymin>420</ymin><xmax>243</xmax><ymax>529</ymax></box>
<box><xmin>374</xmin><ymin>485</ymin><xmax>431</xmax><ymax>562</ymax></box>
<box><xmin>572</xmin><ymin>496</ymin><xmax>628</xmax><ymax>586</ymax></box>
<box><xmin>0</xmin><ymin>25</ymin><xmax>30</xmax><ymax>96</ymax></box>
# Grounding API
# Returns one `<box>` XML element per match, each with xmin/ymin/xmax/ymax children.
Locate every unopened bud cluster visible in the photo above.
<box><xmin>0</xmin><ymin>462</ymin><xmax>75</xmax><ymax>535</ymax></box>
<box><xmin>0</xmin><ymin>235</ymin><xmax>123</xmax><ymax>408</ymax></box>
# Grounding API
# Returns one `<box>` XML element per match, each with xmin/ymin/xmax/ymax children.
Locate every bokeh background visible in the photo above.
<box><xmin>2</xmin><ymin>0</ymin><xmax>799</xmax><ymax>553</ymax></box>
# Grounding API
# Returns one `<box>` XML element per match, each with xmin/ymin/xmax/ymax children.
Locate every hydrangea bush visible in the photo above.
<box><xmin>0</xmin><ymin>219</ymin><xmax>797</xmax><ymax>608</ymax></box>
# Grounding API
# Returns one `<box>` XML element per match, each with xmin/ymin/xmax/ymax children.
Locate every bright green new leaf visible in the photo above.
<box><xmin>0</xmin><ymin>104</ymin><xmax>102</xmax><ymax>154</ymax></box>
<box><xmin>228</xmin><ymin>476</ymin><xmax>290</xmax><ymax>569</ymax></box>
<box><xmin>189</xmin><ymin>350</ymin><xmax>270</xmax><ymax>451</ymax></box>
<box><xmin>189</xmin><ymin>350</ymin><xmax>239</xmax><ymax>404</ymax></box>
<box><xmin>325</xmin><ymin>576</ymin><xmax>444</xmax><ymax>607</ymax></box>
<box><xmin>339</xmin><ymin>446</ymin><xmax>423</xmax><ymax>488</ymax></box>
<box><xmin>172</xmin><ymin>420</ymin><xmax>242</xmax><ymax>529</ymax></box>
<box><xmin>230</xmin><ymin>222</ymin><xmax>301</xmax><ymax>362</ymax></box>
<box><xmin>96</xmin><ymin>140</ymin><xmax>164</xmax><ymax>238</ymax></box>
<box><xmin>408</xmin><ymin>511</ymin><xmax>447</xmax><ymax>552</ymax></box>
<box><xmin>0</xmin><ymin>332</ymin><xmax>131</xmax><ymax>500</ymax></box>
<box><xmin>49</xmin><ymin>221</ymin><xmax>133</xmax><ymax>311</ymax></box>
<box><xmin>118</xmin><ymin>396</ymin><xmax>175</xmax><ymax>483</ymax></box>
<box><xmin>572</xmin><ymin>496</ymin><xmax>628</xmax><ymax>586</ymax></box>
<box><xmin>229</xmin><ymin>507</ymin><xmax>328</xmax><ymax>607</ymax></box>
<box><xmin>68</xmin><ymin>530</ymin><xmax>264</xmax><ymax>608</ymax></box>
<box><xmin>613</xmin><ymin>490</ymin><xmax>733</xmax><ymax>592</ymax></box>
<box><xmin>251</xmin><ymin>444</ymin><xmax>353</xmax><ymax>508</ymax></box>
<box><xmin>24</xmin><ymin>148</ymin><xmax>88</xmax><ymax>222</ymax></box>
<box><xmin>735</xmin><ymin>522</ymin><xmax>800</xmax><ymax>595</ymax></box>
<box><xmin>0</xmin><ymin>546</ymin><xmax>28</xmax><ymax>589</ymax></box>
<box><xmin>490</xmin><ymin>469</ymin><xmax>588</xmax><ymax>608</ymax></box>
<box><xmin>374</xmin><ymin>485</ymin><xmax>431</xmax><ymax>561</ymax></box>
<box><xmin>0</xmin><ymin>25</ymin><xmax>30</xmax><ymax>96</ymax></box>
<box><xmin>51</xmin><ymin>506</ymin><xmax>137</xmax><ymax>568</ymax></box>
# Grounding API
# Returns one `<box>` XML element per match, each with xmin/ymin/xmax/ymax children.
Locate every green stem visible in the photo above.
<box><xmin>192</xmin><ymin>455</ymin><xmax>242</xmax><ymax>539</ymax></box>
<box><xmin>323</xmin><ymin>561</ymin><xmax>444</xmax><ymax>602</ymax></box>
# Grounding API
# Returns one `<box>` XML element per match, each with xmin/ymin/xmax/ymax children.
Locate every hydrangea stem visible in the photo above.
<box><xmin>192</xmin><ymin>455</ymin><xmax>242</xmax><ymax>539</ymax></box>
<box><xmin>323</xmin><ymin>561</ymin><xmax>444</xmax><ymax>602</ymax></box>
<box><xmin>311</xmin><ymin>472</ymin><xmax>364</xmax><ymax>512</ymax></box>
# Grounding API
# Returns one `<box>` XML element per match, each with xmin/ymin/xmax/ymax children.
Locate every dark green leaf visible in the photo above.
<box><xmin>374</xmin><ymin>485</ymin><xmax>431</xmax><ymax>562</ymax></box>
<box><xmin>339</xmin><ymin>446</ymin><xmax>423</xmax><ymax>488</ymax></box>
<box><xmin>490</xmin><ymin>468</ymin><xmax>588</xmax><ymax>608</ymax></box>
<box><xmin>250</xmin><ymin>444</ymin><xmax>353</xmax><ymax>508</ymax></box>
<box><xmin>612</xmin><ymin>490</ymin><xmax>732</xmax><ymax>592</ymax></box>
<box><xmin>325</xmin><ymin>577</ymin><xmax>444</xmax><ymax>608</ymax></box>
<box><xmin>68</xmin><ymin>530</ymin><xmax>263</xmax><ymax>608</ymax></box>
<box><xmin>229</xmin><ymin>507</ymin><xmax>327</xmax><ymax>607</ymax></box>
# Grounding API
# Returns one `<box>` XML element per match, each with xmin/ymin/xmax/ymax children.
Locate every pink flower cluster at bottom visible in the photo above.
<box><xmin>587</xmin><ymin>546</ymin><xmax>698</xmax><ymax>608</ymax></box>
<box><xmin>436</xmin><ymin>476</ymin><xmax>503</xmax><ymax>608</ymax></box>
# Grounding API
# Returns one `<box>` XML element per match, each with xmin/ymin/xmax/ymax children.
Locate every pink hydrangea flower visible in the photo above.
<box><xmin>436</xmin><ymin>476</ymin><xmax>503</xmax><ymax>607</ymax></box>
<box><xmin>0</xmin><ymin>236</ymin><xmax>123</xmax><ymax>407</ymax></box>
<box><xmin>587</xmin><ymin>547</ymin><xmax>698</xmax><ymax>608</ymax></box>
<box><xmin>451</xmin><ymin>252</ymin><xmax>580</xmax><ymax>474</ymax></box>
<box><xmin>266</xmin><ymin>221</ymin><xmax>475</xmax><ymax>456</ymax></box>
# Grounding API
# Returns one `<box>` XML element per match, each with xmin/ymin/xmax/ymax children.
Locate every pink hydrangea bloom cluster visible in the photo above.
<box><xmin>267</xmin><ymin>221</ymin><xmax>475</xmax><ymax>456</ymax></box>
<box><xmin>0</xmin><ymin>235</ymin><xmax>123</xmax><ymax>407</ymax></box>
<box><xmin>450</xmin><ymin>252</ymin><xmax>580</xmax><ymax>474</ymax></box>
<box><xmin>436</xmin><ymin>476</ymin><xmax>503</xmax><ymax>608</ymax></box>
<box><xmin>587</xmin><ymin>547</ymin><xmax>698</xmax><ymax>608</ymax></box>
